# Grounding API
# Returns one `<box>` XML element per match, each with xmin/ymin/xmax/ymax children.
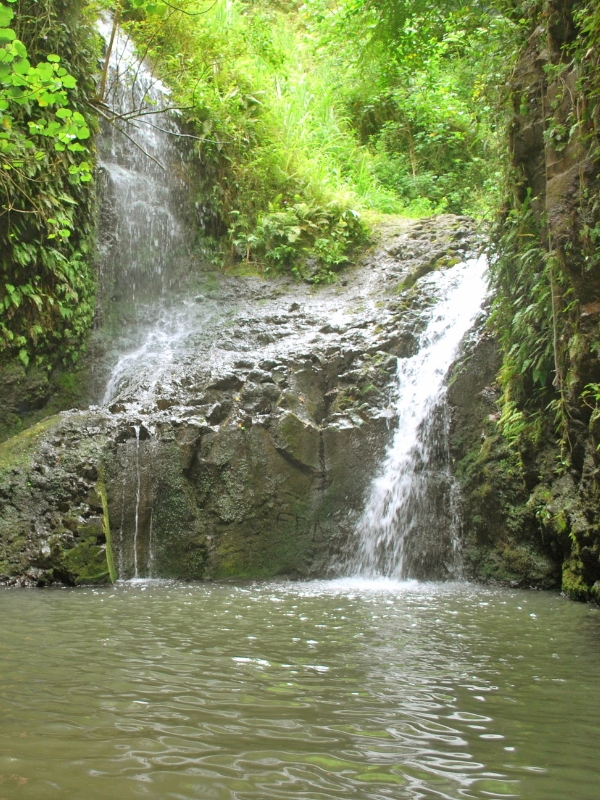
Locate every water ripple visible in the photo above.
<box><xmin>0</xmin><ymin>580</ymin><xmax>599</xmax><ymax>799</ymax></box>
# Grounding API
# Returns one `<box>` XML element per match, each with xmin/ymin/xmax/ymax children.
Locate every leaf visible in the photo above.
<box><xmin>0</xmin><ymin>6</ymin><xmax>14</xmax><ymax>26</ymax></box>
<box><xmin>11</xmin><ymin>57</ymin><xmax>30</xmax><ymax>75</ymax></box>
<box><xmin>12</xmin><ymin>39</ymin><xmax>26</xmax><ymax>57</ymax></box>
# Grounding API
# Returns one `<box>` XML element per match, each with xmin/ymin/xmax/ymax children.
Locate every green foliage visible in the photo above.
<box><xmin>126</xmin><ymin>0</ymin><xmax>380</xmax><ymax>278</ymax></box>
<box><xmin>489</xmin><ymin>191</ymin><xmax>577</xmax><ymax>447</ymax></box>
<box><xmin>0</xmin><ymin>0</ymin><xmax>98</xmax><ymax>366</ymax></box>
<box><xmin>124</xmin><ymin>0</ymin><xmax>520</xmax><ymax>276</ymax></box>
<box><xmin>0</xmin><ymin>2</ymin><xmax>91</xmax><ymax>187</ymax></box>
<box><xmin>489</xmin><ymin>0</ymin><xmax>600</xmax><ymax>460</ymax></box>
<box><xmin>232</xmin><ymin>195</ymin><xmax>366</xmax><ymax>280</ymax></box>
<box><xmin>303</xmin><ymin>0</ymin><xmax>522</xmax><ymax>216</ymax></box>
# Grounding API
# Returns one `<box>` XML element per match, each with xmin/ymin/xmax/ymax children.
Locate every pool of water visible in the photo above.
<box><xmin>1</xmin><ymin>579</ymin><xmax>599</xmax><ymax>799</ymax></box>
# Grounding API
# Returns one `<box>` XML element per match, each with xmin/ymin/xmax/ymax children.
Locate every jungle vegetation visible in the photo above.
<box><xmin>1</xmin><ymin>0</ymin><xmax>599</xmax><ymax>474</ymax></box>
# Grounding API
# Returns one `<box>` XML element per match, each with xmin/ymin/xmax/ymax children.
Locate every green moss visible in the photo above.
<box><xmin>562</xmin><ymin>558</ymin><xmax>590</xmax><ymax>602</ymax></box>
<box><xmin>98</xmin><ymin>468</ymin><xmax>116</xmax><ymax>584</ymax></box>
<box><xmin>61</xmin><ymin>540</ymin><xmax>111</xmax><ymax>586</ymax></box>
<box><xmin>0</xmin><ymin>360</ymin><xmax>93</xmax><ymax>445</ymax></box>
<box><xmin>0</xmin><ymin>415</ymin><xmax>60</xmax><ymax>472</ymax></box>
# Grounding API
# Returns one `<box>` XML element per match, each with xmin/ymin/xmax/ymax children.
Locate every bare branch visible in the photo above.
<box><xmin>97</xmin><ymin>1</ymin><xmax>123</xmax><ymax>104</ymax></box>
<box><xmin>162</xmin><ymin>0</ymin><xmax>219</xmax><ymax>17</ymax></box>
<box><xmin>92</xmin><ymin>103</ymin><xmax>166</xmax><ymax>171</ymax></box>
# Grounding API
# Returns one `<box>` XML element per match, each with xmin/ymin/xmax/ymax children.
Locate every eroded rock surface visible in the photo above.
<box><xmin>0</xmin><ymin>214</ymin><xmax>482</xmax><ymax>585</ymax></box>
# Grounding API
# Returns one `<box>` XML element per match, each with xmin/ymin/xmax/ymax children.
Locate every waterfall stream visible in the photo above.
<box><xmin>352</xmin><ymin>257</ymin><xmax>488</xmax><ymax>580</ymax></box>
<box><xmin>96</xmin><ymin>19</ymin><xmax>212</xmax><ymax>406</ymax></box>
<box><xmin>95</xmin><ymin>22</ymin><xmax>488</xmax><ymax>583</ymax></box>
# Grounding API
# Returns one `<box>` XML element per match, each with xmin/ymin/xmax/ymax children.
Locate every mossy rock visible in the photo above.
<box><xmin>0</xmin><ymin>414</ymin><xmax>60</xmax><ymax>472</ymax></box>
<box><xmin>60</xmin><ymin>540</ymin><xmax>111</xmax><ymax>585</ymax></box>
<box><xmin>562</xmin><ymin>558</ymin><xmax>591</xmax><ymax>601</ymax></box>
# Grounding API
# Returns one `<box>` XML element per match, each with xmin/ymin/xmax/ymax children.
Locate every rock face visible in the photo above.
<box><xmin>0</xmin><ymin>215</ymin><xmax>485</xmax><ymax>585</ymax></box>
<box><xmin>447</xmin><ymin>326</ymin><xmax>561</xmax><ymax>588</ymax></box>
<box><xmin>449</xmin><ymin>0</ymin><xmax>600</xmax><ymax>600</ymax></box>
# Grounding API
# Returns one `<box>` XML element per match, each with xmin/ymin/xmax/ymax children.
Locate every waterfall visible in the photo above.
<box><xmin>352</xmin><ymin>257</ymin><xmax>488</xmax><ymax>580</ymax></box>
<box><xmin>97</xmin><ymin>18</ymin><xmax>193</xmax><ymax>308</ymax></box>
<box><xmin>96</xmin><ymin>19</ymin><xmax>206</xmax><ymax>406</ymax></box>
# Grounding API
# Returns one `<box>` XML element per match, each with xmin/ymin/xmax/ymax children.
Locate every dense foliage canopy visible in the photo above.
<box><xmin>125</xmin><ymin>0</ymin><xmax>522</xmax><ymax>277</ymax></box>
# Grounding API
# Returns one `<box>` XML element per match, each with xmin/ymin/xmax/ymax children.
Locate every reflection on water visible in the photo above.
<box><xmin>0</xmin><ymin>579</ymin><xmax>599</xmax><ymax>799</ymax></box>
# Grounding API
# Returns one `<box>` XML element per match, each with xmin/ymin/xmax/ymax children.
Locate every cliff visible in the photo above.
<box><xmin>452</xmin><ymin>0</ymin><xmax>600</xmax><ymax>601</ymax></box>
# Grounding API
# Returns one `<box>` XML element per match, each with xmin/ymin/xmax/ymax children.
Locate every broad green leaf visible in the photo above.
<box><xmin>12</xmin><ymin>39</ymin><xmax>26</xmax><ymax>57</ymax></box>
<box><xmin>11</xmin><ymin>57</ymin><xmax>30</xmax><ymax>75</ymax></box>
<box><xmin>0</xmin><ymin>6</ymin><xmax>14</xmax><ymax>26</ymax></box>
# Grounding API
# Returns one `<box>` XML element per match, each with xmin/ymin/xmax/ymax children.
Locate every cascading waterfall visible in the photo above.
<box><xmin>352</xmin><ymin>257</ymin><xmax>488</xmax><ymax>580</ymax></box>
<box><xmin>93</xmin><ymin>22</ymin><xmax>488</xmax><ymax>584</ymax></box>
<box><xmin>97</xmin><ymin>18</ymin><xmax>193</xmax><ymax>309</ymax></box>
<box><xmin>96</xmin><ymin>21</ymin><xmax>203</xmax><ymax>578</ymax></box>
<box><xmin>96</xmin><ymin>19</ymin><xmax>213</xmax><ymax>408</ymax></box>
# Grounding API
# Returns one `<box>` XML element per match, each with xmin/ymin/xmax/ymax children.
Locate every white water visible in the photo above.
<box><xmin>97</xmin><ymin>19</ymin><xmax>204</xmax><ymax>406</ymax></box>
<box><xmin>353</xmin><ymin>256</ymin><xmax>488</xmax><ymax>579</ymax></box>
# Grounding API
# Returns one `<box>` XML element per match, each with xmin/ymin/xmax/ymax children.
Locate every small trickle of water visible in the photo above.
<box><xmin>353</xmin><ymin>257</ymin><xmax>488</xmax><ymax>579</ymax></box>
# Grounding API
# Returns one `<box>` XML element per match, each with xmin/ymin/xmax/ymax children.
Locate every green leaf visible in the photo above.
<box><xmin>12</xmin><ymin>39</ymin><xmax>26</xmax><ymax>57</ymax></box>
<box><xmin>12</xmin><ymin>57</ymin><xmax>30</xmax><ymax>75</ymax></box>
<box><xmin>0</xmin><ymin>6</ymin><xmax>14</xmax><ymax>26</ymax></box>
<box><xmin>0</xmin><ymin>28</ymin><xmax>16</xmax><ymax>42</ymax></box>
<box><xmin>47</xmin><ymin>54</ymin><xmax>60</xmax><ymax>63</ymax></box>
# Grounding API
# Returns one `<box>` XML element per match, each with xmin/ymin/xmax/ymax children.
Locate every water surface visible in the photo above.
<box><xmin>1</xmin><ymin>579</ymin><xmax>599</xmax><ymax>799</ymax></box>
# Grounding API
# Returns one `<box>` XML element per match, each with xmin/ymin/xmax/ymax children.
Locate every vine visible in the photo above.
<box><xmin>0</xmin><ymin>0</ymin><xmax>99</xmax><ymax>368</ymax></box>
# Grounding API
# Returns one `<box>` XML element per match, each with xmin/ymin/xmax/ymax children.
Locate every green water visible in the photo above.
<box><xmin>0</xmin><ymin>579</ymin><xmax>599</xmax><ymax>800</ymax></box>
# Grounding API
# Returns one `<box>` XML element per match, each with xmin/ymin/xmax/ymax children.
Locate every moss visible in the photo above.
<box><xmin>61</xmin><ymin>540</ymin><xmax>111</xmax><ymax>586</ymax></box>
<box><xmin>562</xmin><ymin>558</ymin><xmax>590</xmax><ymax>601</ymax></box>
<box><xmin>0</xmin><ymin>361</ymin><xmax>93</xmax><ymax>445</ymax></box>
<box><xmin>98</xmin><ymin>468</ymin><xmax>117</xmax><ymax>584</ymax></box>
<box><xmin>0</xmin><ymin>414</ymin><xmax>60</xmax><ymax>472</ymax></box>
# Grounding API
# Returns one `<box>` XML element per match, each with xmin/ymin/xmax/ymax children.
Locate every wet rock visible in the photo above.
<box><xmin>206</xmin><ymin>402</ymin><xmax>231</xmax><ymax>425</ymax></box>
<box><xmin>209</xmin><ymin>373</ymin><xmax>245</xmax><ymax>391</ymax></box>
<box><xmin>0</xmin><ymin>214</ymin><xmax>491</xmax><ymax>585</ymax></box>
